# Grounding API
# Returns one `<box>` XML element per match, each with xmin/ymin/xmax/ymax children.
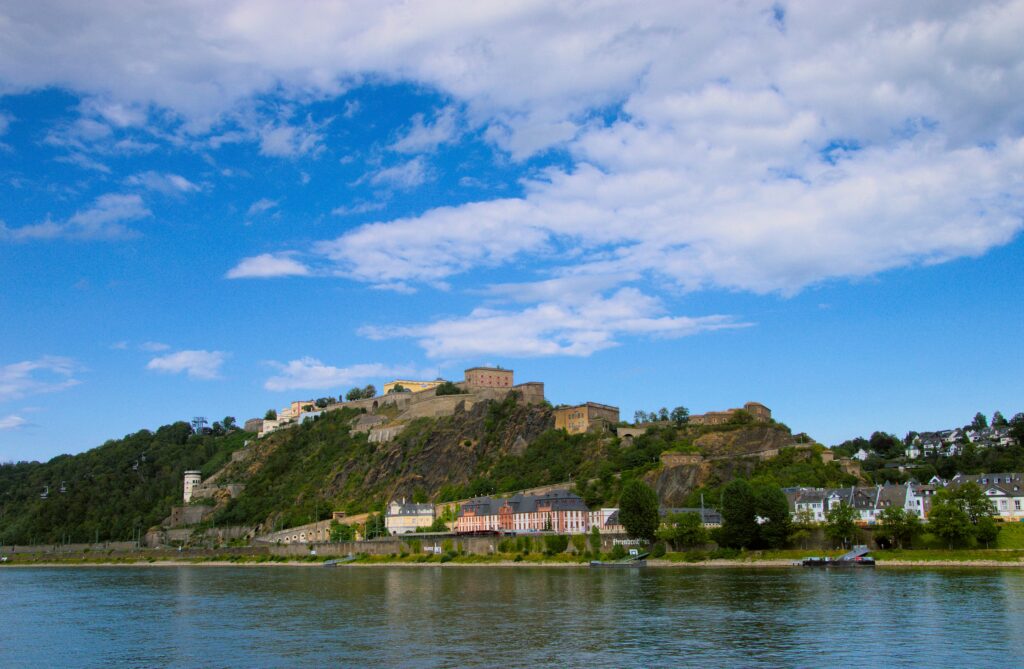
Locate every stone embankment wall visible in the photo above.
<box><xmin>2</xmin><ymin>541</ymin><xmax>139</xmax><ymax>554</ymax></box>
<box><xmin>267</xmin><ymin>532</ymin><xmax>636</xmax><ymax>557</ymax></box>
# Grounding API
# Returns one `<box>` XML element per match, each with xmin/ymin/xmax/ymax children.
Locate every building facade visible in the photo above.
<box><xmin>689</xmin><ymin>402</ymin><xmax>772</xmax><ymax>426</ymax></box>
<box><xmin>384</xmin><ymin>499</ymin><xmax>436</xmax><ymax>534</ymax></box>
<box><xmin>554</xmin><ymin>402</ymin><xmax>621</xmax><ymax>434</ymax></box>
<box><xmin>463</xmin><ymin>366</ymin><xmax>514</xmax><ymax>389</ymax></box>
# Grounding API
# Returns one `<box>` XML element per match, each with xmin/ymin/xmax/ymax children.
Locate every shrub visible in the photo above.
<box><xmin>651</xmin><ymin>541</ymin><xmax>666</xmax><ymax>558</ymax></box>
<box><xmin>709</xmin><ymin>547</ymin><xmax>741</xmax><ymax>560</ymax></box>
<box><xmin>543</xmin><ymin>534</ymin><xmax>569</xmax><ymax>555</ymax></box>
<box><xmin>609</xmin><ymin>544</ymin><xmax>627</xmax><ymax>560</ymax></box>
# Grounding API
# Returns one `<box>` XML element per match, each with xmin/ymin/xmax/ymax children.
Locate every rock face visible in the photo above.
<box><xmin>644</xmin><ymin>425</ymin><xmax>798</xmax><ymax>506</ymax></box>
<box><xmin>353</xmin><ymin>399</ymin><xmax>554</xmax><ymax>501</ymax></box>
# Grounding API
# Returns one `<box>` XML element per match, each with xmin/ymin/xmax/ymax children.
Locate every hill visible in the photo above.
<box><xmin>1</xmin><ymin>393</ymin><xmax>855</xmax><ymax>542</ymax></box>
<box><xmin>0</xmin><ymin>424</ymin><xmax>247</xmax><ymax>545</ymax></box>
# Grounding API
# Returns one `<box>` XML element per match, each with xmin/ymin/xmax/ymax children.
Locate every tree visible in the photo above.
<box><xmin>790</xmin><ymin>509</ymin><xmax>816</xmax><ymax>549</ymax></box>
<box><xmin>314</xmin><ymin>398</ymin><xmax>331</xmax><ymax>408</ymax></box>
<box><xmin>947</xmin><ymin>482</ymin><xmax>996</xmax><ymax>524</ymax></box>
<box><xmin>877</xmin><ymin>507</ymin><xmax>921</xmax><ymax>549</ymax></box>
<box><xmin>719</xmin><ymin>479</ymin><xmax>758</xmax><ymax>549</ymax></box>
<box><xmin>589</xmin><ymin>526</ymin><xmax>602</xmax><ymax>554</ymax></box>
<box><xmin>824</xmin><ymin>502</ymin><xmax>858</xmax><ymax>548</ymax></box>
<box><xmin>658</xmin><ymin>407</ymin><xmax>669</xmax><ymax>422</ymax></box>
<box><xmin>869</xmin><ymin>431</ymin><xmax>902</xmax><ymax>459</ymax></box>
<box><xmin>222</xmin><ymin>416</ymin><xmax>236</xmax><ymax>430</ymax></box>
<box><xmin>435</xmin><ymin>381</ymin><xmax>466</xmax><ymax>396</ymax></box>
<box><xmin>618</xmin><ymin>480</ymin><xmax>659</xmax><ymax>541</ymax></box>
<box><xmin>330</xmin><ymin>521</ymin><xmax>355</xmax><ymax>542</ymax></box>
<box><xmin>751</xmin><ymin>481</ymin><xmax>792</xmax><ymax>549</ymax></box>
<box><xmin>992</xmin><ymin>411</ymin><xmax>1008</xmax><ymax>428</ymax></box>
<box><xmin>388</xmin><ymin>383</ymin><xmax>406</xmax><ymax>394</ymax></box>
<box><xmin>345</xmin><ymin>387</ymin><xmax>364</xmax><ymax>401</ymax></box>
<box><xmin>1009</xmin><ymin>413</ymin><xmax>1024</xmax><ymax>447</ymax></box>
<box><xmin>971</xmin><ymin>412</ymin><xmax>988</xmax><ymax>431</ymax></box>
<box><xmin>657</xmin><ymin>512</ymin><xmax>707</xmax><ymax>549</ymax></box>
<box><xmin>928</xmin><ymin>501</ymin><xmax>973</xmax><ymax>548</ymax></box>
<box><xmin>975</xmin><ymin>515</ymin><xmax>1000</xmax><ymax>548</ymax></box>
<box><xmin>264</xmin><ymin>409</ymin><xmax>277</xmax><ymax>420</ymax></box>
<box><xmin>633</xmin><ymin>410</ymin><xmax>647</xmax><ymax>425</ymax></box>
<box><xmin>363</xmin><ymin>513</ymin><xmax>387</xmax><ymax>539</ymax></box>
<box><xmin>362</xmin><ymin>384</ymin><xmax>376</xmax><ymax>398</ymax></box>
<box><xmin>670</xmin><ymin>406</ymin><xmax>690</xmax><ymax>425</ymax></box>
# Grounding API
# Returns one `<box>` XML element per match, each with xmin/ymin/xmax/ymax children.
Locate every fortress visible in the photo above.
<box><xmin>257</xmin><ymin>366</ymin><xmax>547</xmax><ymax>442</ymax></box>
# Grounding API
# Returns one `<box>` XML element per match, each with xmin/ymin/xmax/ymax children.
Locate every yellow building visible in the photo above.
<box><xmin>382</xmin><ymin>379</ymin><xmax>444</xmax><ymax>394</ymax></box>
<box><xmin>554</xmin><ymin>402</ymin><xmax>620</xmax><ymax>434</ymax></box>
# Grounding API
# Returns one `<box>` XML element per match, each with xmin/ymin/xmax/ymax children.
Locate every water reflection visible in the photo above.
<box><xmin>1</xmin><ymin>566</ymin><xmax>1023</xmax><ymax>667</ymax></box>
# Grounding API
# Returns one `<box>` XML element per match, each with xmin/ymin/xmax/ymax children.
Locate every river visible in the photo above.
<box><xmin>1</xmin><ymin>566</ymin><xmax>1022</xmax><ymax>667</ymax></box>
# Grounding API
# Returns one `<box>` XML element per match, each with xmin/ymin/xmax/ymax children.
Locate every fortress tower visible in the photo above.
<box><xmin>183</xmin><ymin>470</ymin><xmax>202</xmax><ymax>502</ymax></box>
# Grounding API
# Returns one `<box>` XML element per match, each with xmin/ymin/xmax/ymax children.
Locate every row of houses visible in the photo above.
<box><xmin>382</xmin><ymin>489</ymin><xmax>724</xmax><ymax>537</ymax></box>
<box><xmin>786</xmin><ymin>472</ymin><xmax>1024</xmax><ymax>524</ymax></box>
<box><xmin>905</xmin><ymin>427</ymin><xmax>1014</xmax><ymax>459</ymax></box>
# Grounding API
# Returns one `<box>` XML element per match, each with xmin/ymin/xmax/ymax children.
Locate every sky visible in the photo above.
<box><xmin>1</xmin><ymin>1</ymin><xmax>1023</xmax><ymax>462</ymax></box>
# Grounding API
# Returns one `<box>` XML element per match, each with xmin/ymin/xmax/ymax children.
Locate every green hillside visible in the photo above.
<box><xmin>0</xmin><ymin>423</ymin><xmax>248</xmax><ymax>545</ymax></box>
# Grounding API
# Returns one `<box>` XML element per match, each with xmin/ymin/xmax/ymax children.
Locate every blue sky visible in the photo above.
<box><xmin>2</xmin><ymin>1</ymin><xmax>1023</xmax><ymax>462</ymax></box>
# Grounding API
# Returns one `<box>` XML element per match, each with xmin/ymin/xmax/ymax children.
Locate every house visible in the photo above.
<box><xmin>853</xmin><ymin>448</ymin><xmax>871</xmax><ymax>461</ymax></box>
<box><xmin>554</xmin><ymin>402</ymin><xmax>620</xmax><ymax>434</ymax></box>
<box><xmin>384</xmin><ymin>499</ymin><xmax>436</xmax><ymax>534</ymax></box>
<box><xmin>456</xmin><ymin>489</ymin><xmax>592</xmax><ymax>534</ymax></box>
<box><xmin>661</xmin><ymin>507</ymin><xmax>723</xmax><ymax>527</ymax></box>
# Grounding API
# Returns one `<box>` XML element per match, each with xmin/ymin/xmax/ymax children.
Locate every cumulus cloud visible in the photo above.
<box><xmin>259</xmin><ymin>116</ymin><xmax>325</xmax><ymax>158</ymax></box>
<box><xmin>0</xmin><ymin>193</ymin><xmax>151</xmax><ymax>242</ymax></box>
<box><xmin>0</xmin><ymin>356</ymin><xmax>81</xmax><ymax>401</ymax></box>
<box><xmin>2</xmin><ymin>2</ymin><xmax>1023</xmax><ymax>309</ymax></box>
<box><xmin>146</xmin><ymin>350</ymin><xmax>227</xmax><ymax>380</ymax></box>
<box><xmin>125</xmin><ymin>171</ymin><xmax>202</xmax><ymax>195</ymax></box>
<box><xmin>225</xmin><ymin>253</ymin><xmax>310</xmax><ymax>279</ymax></box>
<box><xmin>390</xmin><ymin>105</ymin><xmax>460</xmax><ymax>153</ymax></box>
<box><xmin>264</xmin><ymin>359</ymin><xmax>426</xmax><ymax>392</ymax></box>
<box><xmin>360</xmin><ymin>288</ymin><xmax>748</xmax><ymax>359</ymax></box>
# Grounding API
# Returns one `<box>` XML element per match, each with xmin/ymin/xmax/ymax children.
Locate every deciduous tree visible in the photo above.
<box><xmin>619</xmin><ymin>480</ymin><xmax>659</xmax><ymax>541</ymax></box>
<box><xmin>824</xmin><ymin>502</ymin><xmax>858</xmax><ymax>548</ymax></box>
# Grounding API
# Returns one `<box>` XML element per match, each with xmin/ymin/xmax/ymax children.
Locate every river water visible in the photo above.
<box><xmin>1</xmin><ymin>566</ymin><xmax>1022</xmax><ymax>667</ymax></box>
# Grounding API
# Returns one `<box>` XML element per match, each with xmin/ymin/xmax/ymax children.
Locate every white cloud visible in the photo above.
<box><xmin>360</xmin><ymin>288</ymin><xmax>748</xmax><ymax>359</ymax></box>
<box><xmin>139</xmin><ymin>341</ymin><xmax>170</xmax><ymax>352</ymax></box>
<box><xmin>146</xmin><ymin>350</ymin><xmax>227</xmax><ymax>380</ymax></box>
<box><xmin>390</xmin><ymin>105</ymin><xmax>460</xmax><ymax>153</ymax></box>
<box><xmin>125</xmin><ymin>171</ymin><xmax>202</xmax><ymax>195</ymax></box>
<box><xmin>0</xmin><ymin>356</ymin><xmax>82</xmax><ymax>401</ymax></box>
<box><xmin>225</xmin><ymin>253</ymin><xmax>310</xmax><ymax>279</ymax></box>
<box><xmin>54</xmin><ymin>152</ymin><xmax>111</xmax><ymax>173</ymax></box>
<box><xmin>331</xmin><ymin>201</ymin><xmax>386</xmax><ymax>217</ymax></box>
<box><xmin>259</xmin><ymin>117</ymin><xmax>325</xmax><ymax>158</ymax></box>
<box><xmin>1</xmin><ymin>2</ymin><xmax>1022</xmax><ymax>302</ymax></box>
<box><xmin>366</xmin><ymin>157</ymin><xmax>430</xmax><ymax>190</ymax></box>
<box><xmin>0</xmin><ymin>415</ymin><xmax>29</xmax><ymax>430</ymax></box>
<box><xmin>263</xmin><ymin>359</ymin><xmax>425</xmax><ymax>392</ymax></box>
<box><xmin>0</xmin><ymin>193</ymin><xmax>151</xmax><ymax>242</ymax></box>
<box><xmin>246</xmin><ymin>198</ymin><xmax>278</xmax><ymax>217</ymax></box>
<box><xmin>0</xmin><ymin>112</ymin><xmax>11</xmax><ymax>135</ymax></box>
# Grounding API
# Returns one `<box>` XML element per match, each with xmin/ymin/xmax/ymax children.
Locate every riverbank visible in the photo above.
<box><xmin>3</xmin><ymin>555</ymin><xmax>1023</xmax><ymax>568</ymax></box>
